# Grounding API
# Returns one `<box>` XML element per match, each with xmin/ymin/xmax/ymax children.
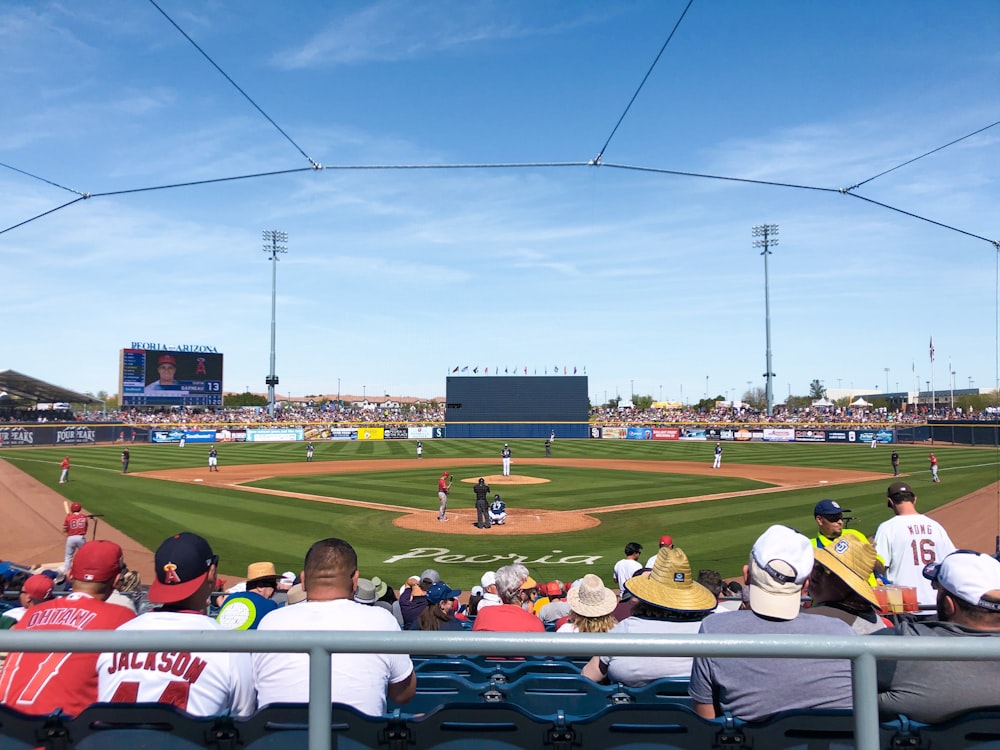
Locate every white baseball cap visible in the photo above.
<box><xmin>481</xmin><ymin>571</ymin><xmax>497</xmax><ymax>588</ymax></box>
<box><xmin>748</xmin><ymin>525</ymin><xmax>814</xmax><ymax>620</ymax></box>
<box><xmin>924</xmin><ymin>550</ymin><xmax>1000</xmax><ymax>611</ymax></box>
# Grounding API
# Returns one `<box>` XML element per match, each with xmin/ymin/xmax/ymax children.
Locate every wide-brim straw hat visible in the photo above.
<box><xmin>245</xmin><ymin>561</ymin><xmax>279</xmax><ymax>586</ymax></box>
<box><xmin>625</xmin><ymin>547</ymin><xmax>717</xmax><ymax>612</ymax></box>
<box><xmin>813</xmin><ymin>536</ymin><xmax>879</xmax><ymax>607</ymax></box>
<box><xmin>567</xmin><ymin>574</ymin><xmax>618</xmax><ymax>618</ymax></box>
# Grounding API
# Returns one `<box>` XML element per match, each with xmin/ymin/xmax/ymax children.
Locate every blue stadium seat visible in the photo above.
<box><xmin>387</xmin><ymin>673</ymin><xmax>501</xmax><ymax>716</ymax></box>
<box><xmin>405</xmin><ymin>702</ymin><xmax>555</xmax><ymax>750</ymax></box>
<box><xmin>618</xmin><ymin>677</ymin><xmax>692</xmax><ymax>707</ymax></box>
<box><xmin>490</xmin><ymin>674</ymin><xmax>629</xmax><ymax>720</ymax></box>
<box><xmin>70</xmin><ymin>703</ymin><xmax>235</xmax><ymax>750</ymax></box>
<box><xmin>413</xmin><ymin>658</ymin><xmax>497</xmax><ymax>682</ymax></box>
<box><xmin>0</xmin><ymin>704</ymin><xmax>61</xmax><ymax>750</ymax></box>
<box><xmin>238</xmin><ymin>703</ymin><xmax>401</xmax><ymax>750</ymax></box>
<box><xmin>890</xmin><ymin>709</ymin><xmax>1000</xmax><ymax>749</ymax></box>
<box><xmin>564</xmin><ymin>703</ymin><xmax>746</xmax><ymax>750</ymax></box>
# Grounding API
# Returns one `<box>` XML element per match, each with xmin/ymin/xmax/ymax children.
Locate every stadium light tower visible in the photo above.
<box><xmin>263</xmin><ymin>230</ymin><xmax>287</xmax><ymax>418</ymax></box>
<box><xmin>753</xmin><ymin>224</ymin><xmax>778</xmax><ymax>416</ymax></box>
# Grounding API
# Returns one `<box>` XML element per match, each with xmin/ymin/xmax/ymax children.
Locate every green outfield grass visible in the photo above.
<box><xmin>3</xmin><ymin>439</ymin><xmax>998</xmax><ymax>593</ymax></box>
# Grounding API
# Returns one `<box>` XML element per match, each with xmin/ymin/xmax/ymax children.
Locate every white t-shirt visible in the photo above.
<box><xmin>97</xmin><ymin>611</ymin><xmax>256</xmax><ymax>717</ymax></box>
<box><xmin>874</xmin><ymin>513</ymin><xmax>957</xmax><ymax>606</ymax></box>
<box><xmin>613</xmin><ymin>559</ymin><xmax>642</xmax><ymax>594</ymax></box>
<box><xmin>253</xmin><ymin>599</ymin><xmax>413</xmax><ymax>716</ymax></box>
<box><xmin>600</xmin><ymin>616</ymin><xmax>704</xmax><ymax>685</ymax></box>
<box><xmin>476</xmin><ymin>592</ymin><xmax>502</xmax><ymax>609</ymax></box>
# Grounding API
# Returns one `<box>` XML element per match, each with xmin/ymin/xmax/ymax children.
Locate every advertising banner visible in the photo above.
<box><xmin>246</xmin><ymin>428</ymin><xmax>304</xmax><ymax>442</ymax></box>
<box><xmin>601</xmin><ymin>427</ymin><xmax>627</xmax><ymax>440</ymax></box>
<box><xmin>588</xmin><ymin>426</ymin><xmax>603</xmax><ymax>439</ymax></box>
<box><xmin>183</xmin><ymin>430</ymin><xmax>218</xmax><ymax>444</ymax></box>
<box><xmin>795</xmin><ymin>429</ymin><xmax>827</xmax><ymax>443</ymax></box>
<box><xmin>357</xmin><ymin>427</ymin><xmax>385</xmax><ymax>441</ymax></box>
<box><xmin>327</xmin><ymin>427</ymin><xmax>359</xmax><ymax>441</ymax></box>
<box><xmin>54</xmin><ymin>425</ymin><xmax>99</xmax><ymax>445</ymax></box>
<box><xmin>626</xmin><ymin>427</ymin><xmax>654</xmax><ymax>440</ymax></box>
<box><xmin>763</xmin><ymin>427</ymin><xmax>796</xmax><ymax>443</ymax></box>
<box><xmin>151</xmin><ymin>429</ymin><xmax>186</xmax><ymax>444</ymax></box>
<box><xmin>409</xmin><ymin>426</ymin><xmax>436</xmax><ymax>439</ymax></box>
<box><xmin>651</xmin><ymin>427</ymin><xmax>680</xmax><ymax>440</ymax></box>
<box><xmin>679</xmin><ymin>428</ymin><xmax>707</xmax><ymax>441</ymax></box>
<box><xmin>216</xmin><ymin>428</ymin><xmax>245</xmax><ymax>442</ymax></box>
<box><xmin>825</xmin><ymin>430</ymin><xmax>851</xmax><ymax>443</ymax></box>
<box><xmin>859</xmin><ymin>429</ymin><xmax>894</xmax><ymax>445</ymax></box>
<box><xmin>734</xmin><ymin>428</ymin><xmax>753</xmax><ymax>442</ymax></box>
<box><xmin>0</xmin><ymin>427</ymin><xmax>37</xmax><ymax>446</ymax></box>
<box><xmin>704</xmin><ymin>428</ymin><xmax>737</xmax><ymax>441</ymax></box>
<box><xmin>384</xmin><ymin>427</ymin><xmax>410</xmax><ymax>439</ymax></box>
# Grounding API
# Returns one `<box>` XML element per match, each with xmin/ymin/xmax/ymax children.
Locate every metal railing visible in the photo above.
<box><xmin>3</xmin><ymin>629</ymin><xmax>1000</xmax><ymax>750</ymax></box>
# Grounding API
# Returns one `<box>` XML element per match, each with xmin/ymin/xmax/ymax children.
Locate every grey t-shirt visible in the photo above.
<box><xmin>689</xmin><ymin>609</ymin><xmax>855</xmax><ymax>721</ymax></box>
<box><xmin>876</xmin><ymin>619</ymin><xmax>1000</xmax><ymax>723</ymax></box>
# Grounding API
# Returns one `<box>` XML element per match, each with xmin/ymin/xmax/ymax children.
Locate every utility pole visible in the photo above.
<box><xmin>262</xmin><ymin>230</ymin><xmax>287</xmax><ymax>418</ymax></box>
<box><xmin>753</xmin><ymin>224</ymin><xmax>778</xmax><ymax>416</ymax></box>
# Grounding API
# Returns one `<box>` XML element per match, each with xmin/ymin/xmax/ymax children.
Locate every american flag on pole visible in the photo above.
<box><xmin>929</xmin><ymin>337</ymin><xmax>935</xmax><ymax>363</ymax></box>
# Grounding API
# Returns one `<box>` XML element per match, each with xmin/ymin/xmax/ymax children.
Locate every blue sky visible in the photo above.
<box><xmin>2</xmin><ymin>1</ymin><xmax>998</xmax><ymax>405</ymax></box>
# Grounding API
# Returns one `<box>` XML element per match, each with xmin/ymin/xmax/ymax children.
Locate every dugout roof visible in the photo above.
<box><xmin>0</xmin><ymin>370</ymin><xmax>102</xmax><ymax>405</ymax></box>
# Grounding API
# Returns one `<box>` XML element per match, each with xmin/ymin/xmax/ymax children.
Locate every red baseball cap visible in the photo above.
<box><xmin>71</xmin><ymin>540</ymin><xmax>125</xmax><ymax>583</ymax></box>
<box><xmin>148</xmin><ymin>532</ymin><xmax>217</xmax><ymax>604</ymax></box>
<box><xmin>21</xmin><ymin>574</ymin><xmax>54</xmax><ymax>602</ymax></box>
<box><xmin>659</xmin><ymin>535</ymin><xmax>674</xmax><ymax>547</ymax></box>
<box><xmin>158</xmin><ymin>354</ymin><xmax>177</xmax><ymax>366</ymax></box>
<box><xmin>70</xmin><ymin>502</ymin><xmax>82</xmax><ymax>512</ymax></box>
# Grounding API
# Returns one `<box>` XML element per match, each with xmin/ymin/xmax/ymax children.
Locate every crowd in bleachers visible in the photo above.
<box><xmin>3</xmin><ymin>484</ymin><xmax>999</xmax><ymax>731</ymax></box>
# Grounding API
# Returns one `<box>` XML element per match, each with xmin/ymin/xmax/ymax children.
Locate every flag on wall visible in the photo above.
<box><xmin>452</xmin><ymin>366</ymin><xmax>459</xmax><ymax>373</ymax></box>
<box><xmin>461</xmin><ymin>366</ymin><xmax>468</xmax><ymax>372</ymax></box>
<box><xmin>929</xmin><ymin>337</ymin><xmax>935</xmax><ymax>363</ymax></box>
<box><xmin>473</xmin><ymin>367</ymin><xmax>479</xmax><ymax>373</ymax></box>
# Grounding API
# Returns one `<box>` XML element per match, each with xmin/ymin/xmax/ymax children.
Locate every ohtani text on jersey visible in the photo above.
<box><xmin>104</xmin><ymin>652</ymin><xmax>209</xmax><ymax>683</ymax></box>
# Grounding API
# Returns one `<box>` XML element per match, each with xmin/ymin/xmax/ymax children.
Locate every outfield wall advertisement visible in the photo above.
<box><xmin>245</xmin><ymin>428</ymin><xmax>304</xmax><ymax>442</ymax></box>
<box><xmin>588</xmin><ymin>425</ymin><xmax>893</xmax><ymax>444</ymax></box>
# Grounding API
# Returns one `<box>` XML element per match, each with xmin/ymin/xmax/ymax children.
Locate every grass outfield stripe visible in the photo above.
<box><xmin>3</xmin><ymin>440</ymin><xmax>998</xmax><ymax>592</ymax></box>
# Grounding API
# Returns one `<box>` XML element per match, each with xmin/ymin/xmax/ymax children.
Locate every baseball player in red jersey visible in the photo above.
<box><xmin>96</xmin><ymin>532</ymin><xmax>255</xmax><ymax>717</ymax></box>
<box><xmin>0</xmin><ymin>541</ymin><xmax>135</xmax><ymax>716</ymax></box>
<box><xmin>63</xmin><ymin>501</ymin><xmax>88</xmax><ymax>574</ymax></box>
<box><xmin>437</xmin><ymin>471</ymin><xmax>452</xmax><ymax>521</ymax></box>
<box><xmin>59</xmin><ymin>455</ymin><xmax>70</xmax><ymax>483</ymax></box>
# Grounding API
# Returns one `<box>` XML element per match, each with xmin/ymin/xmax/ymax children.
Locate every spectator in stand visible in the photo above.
<box><xmin>409</xmin><ymin>582</ymin><xmax>465</xmax><ymax>631</ymax></box>
<box><xmin>806</xmin><ymin>535</ymin><xmax>889</xmax><ymax>634</ymax></box>
<box><xmin>0</xmin><ymin>541</ymin><xmax>135</xmax><ymax>716</ymax></box>
<box><xmin>472</xmin><ymin>564</ymin><xmax>545</xmax><ymax>632</ymax></box>
<box><xmin>584</xmin><ymin>548</ymin><xmax>716</xmax><ymax>686</ymax></box>
<box><xmin>697</xmin><ymin>568</ymin><xmax>740</xmax><ymax>612</ymax></box>
<box><xmin>812</xmin><ymin>499</ymin><xmax>885</xmax><ymax>586</ymax></box>
<box><xmin>97</xmin><ymin>533</ymin><xmax>255</xmax><ymax>717</ymax></box>
<box><xmin>877</xmin><ymin>550</ymin><xmax>1000</xmax><ymax>722</ymax></box>
<box><xmin>689</xmin><ymin>526</ymin><xmax>856</xmax><ymax>721</ymax></box>
<box><xmin>538</xmin><ymin>581</ymin><xmax>571</xmax><ymax>626</ymax></box>
<box><xmin>477</xmin><ymin>571</ymin><xmax>502</xmax><ymax>610</ymax></box>
<box><xmin>391</xmin><ymin>575</ymin><xmax>420</xmax><ymax>626</ymax></box>
<box><xmin>613</xmin><ymin>542</ymin><xmax>644</xmax><ymax>597</ymax></box>
<box><xmin>466</xmin><ymin>585</ymin><xmax>485</xmax><ymax>617</ymax></box>
<box><xmin>0</xmin><ymin>574</ymin><xmax>54</xmax><ymax>628</ymax></box>
<box><xmin>253</xmin><ymin>538</ymin><xmax>415</xmax><ymax>715</ymax></box>
<box><xmin>645</xmin><ymin>535</ymin><xmax>674</xmax><ymax>570</ymax></box>
<box><xmin>398</xmin><ymin>569</ymin><xmax>440</xmax><ymax>628</ymax></box>
<box><xmin>558</xmin><ymin>575</ymin><xmax>618</xmax><ymax>634</ymax></box>
<box><xmin>875</xmin><ymin>482</ymin><xmax>956</xmax><ymax>609</ymax></box>
<box><xmin>216</xmin><ymin>561</ymin><xmax>280</xmax><ymax>630</ymax></box>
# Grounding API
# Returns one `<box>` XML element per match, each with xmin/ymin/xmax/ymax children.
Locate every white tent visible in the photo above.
<box><xmin>850</xmin><ymin>397</ymin><xmax>871</xmax><ymax>407</ymax></box>
<box><xmin>811</xmin><ymin>397</ymin><xmax>834</xmax><ymax>407</ymax></box>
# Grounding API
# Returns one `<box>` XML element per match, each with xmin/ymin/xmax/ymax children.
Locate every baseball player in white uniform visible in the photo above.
<box><xmin>501</xmin><ymin>444</ymin><xmax>512</xmax><ymax>476</ymax></box>
<box><xmin>874</xmin><ymin>482</ymin><xmax>957</xmax><ymax>608</ymax></box>
<box><xmin>208</xmin><ymin>447</ymin><xmax>218</xmax><ymax>471</ymax></box>
<box><xmin>712</xmin><ymin>442</ymin><xmax>723</xmax><ymax>469</ymax></box>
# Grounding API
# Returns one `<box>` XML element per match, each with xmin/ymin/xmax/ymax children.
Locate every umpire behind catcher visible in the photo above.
<box><xmin>474</xmin><ymin>478</ymin><xmax>491</xmax><ymax>529</ymax></box>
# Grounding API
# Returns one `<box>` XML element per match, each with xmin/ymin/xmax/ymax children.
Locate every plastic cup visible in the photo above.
<box><xmin>901</xmin><ymin>586</ymin><xmax>919</xmax><ymax>613</ymax></box>
<box><xmin>886</xmin><ymin>586</ymin><xmax>904</xmax><ymax>614</ymax></box>
<box><xmin>872</xmin><ymin>587</ymin><xmax>890</xmax><ymax>615</ymax></box>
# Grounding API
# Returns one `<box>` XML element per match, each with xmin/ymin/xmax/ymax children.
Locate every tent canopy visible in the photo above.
<box><xmin>850</xmin><ymin>397</ymin><xmax>871</xmax><ymax>407</ymax></box>
<box><xmin>0</xmin><ymin>370</ymin><xmax>101</xmax><ymax>405</ymax></box>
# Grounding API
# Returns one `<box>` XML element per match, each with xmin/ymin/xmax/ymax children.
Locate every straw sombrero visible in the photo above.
<box><xmin>625</xmin><ymin>547</ymin><xmax>717</xmax><ymax>612</ymax></box>
<box><xmin>813</xmin><ymin>536</ymin><xmax>879</xmax><ymax>607</ymax></box>
<box><xmin>566</xmin><ymin>574</ymin><xmax>618</xmax><ymax>617</ymax></box>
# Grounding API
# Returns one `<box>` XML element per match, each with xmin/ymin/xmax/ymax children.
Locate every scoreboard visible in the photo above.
<box><xmin>445</xmin><ymin>376</ymin><xmax>588</xmax><ymax>422</ymax></box>
<box><xmin>120</xmin><ymin>348</ymin><xmax>224</xmax><ymax>407</ymax></box>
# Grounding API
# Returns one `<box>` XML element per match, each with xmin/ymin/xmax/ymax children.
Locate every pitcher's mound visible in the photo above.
<box><xmin>394</xmin><ymin>508</ymin><xmax>598</xmax><ymax>534</ymax></box>
<box><xmin>459</xmin><ymin>474</ymin><xmax>550</xmax><ymax>485</ymax></box>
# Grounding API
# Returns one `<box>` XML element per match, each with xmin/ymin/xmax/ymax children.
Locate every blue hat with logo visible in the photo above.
<box><xmin>814</xmin><ymin>499</ymin><xmax>849</xmax><ymax>517</ymax></box>
<box><xmin>426</xmin><ymin>581</ymin><xmax>462</xmax><ymax>604</ymax></box>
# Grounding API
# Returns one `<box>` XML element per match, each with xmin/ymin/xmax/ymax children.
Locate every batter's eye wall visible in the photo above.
<box><xmin>446</xmin><ymin>376</ymin><xmax>589</xmax><ymax>422</ymax></box>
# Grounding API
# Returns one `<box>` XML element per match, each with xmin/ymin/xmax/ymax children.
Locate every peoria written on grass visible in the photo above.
<box><xmin>384</xmin><ymin>548</ymin><xmax>601</xmax><ymax>566</ymax></box>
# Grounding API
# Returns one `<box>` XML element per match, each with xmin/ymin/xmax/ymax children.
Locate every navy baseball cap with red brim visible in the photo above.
<box><xmin>147</xmin><ymin>532</ymin><xmax>217</xmax><ymax>604</ymax></box>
